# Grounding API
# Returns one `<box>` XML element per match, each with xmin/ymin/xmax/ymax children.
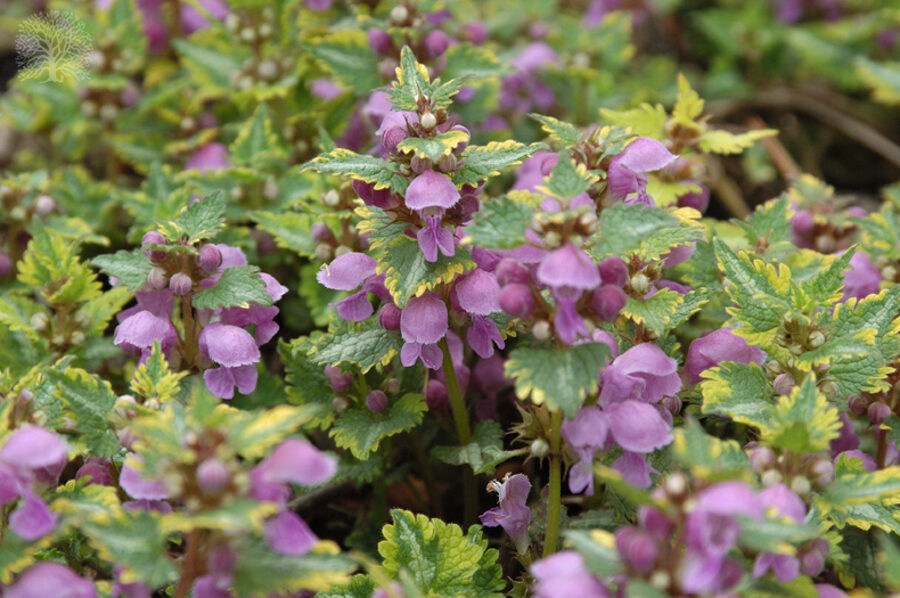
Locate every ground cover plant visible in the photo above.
<box><xmin>1</xmin><ymin>0</ymin><xmax>900</xmax><ymax>596</ymax></box>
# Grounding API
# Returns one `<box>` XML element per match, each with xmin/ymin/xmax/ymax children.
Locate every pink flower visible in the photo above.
<box><xmin>479</xmin><ymin>474</ymin><xmax>532</xmax><ymax>553</ymax></box>
<box><xmin>684</xmin><ymin>328</ymin><xmax>766</xmax><ymax>384</ymax></box>
<box><xmin>607</xmin><ymin>138</ymin><xmax>677</xmax><ymax>206</ymax></box>
<box><xmin>400</xmin><ymin>292</ymin><xmax>448</xmax><ymax>369</ymax></box>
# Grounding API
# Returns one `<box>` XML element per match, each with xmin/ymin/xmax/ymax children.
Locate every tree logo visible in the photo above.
<box><xmin>16</xmin><ymin>11</ymin><xmax>92</xmax><ymax>83</ymax></box>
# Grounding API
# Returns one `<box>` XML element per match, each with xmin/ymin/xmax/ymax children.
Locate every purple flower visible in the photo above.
<box><xmin>536</xmin><ymin>243</ymin><xmax>600</xmax><ymax>345</ymax></box>
<box><xmin>841</xmin><ymin>251</ymin><xmax>880</xmax><ymax>301</ymax></box>
<box><xmin>263</xmin><ymin>510</ymin><xmax>318</xmax><ymax>556</ymax></box>
<box><xmin>400</xmin><ymin>292</ymin><xmax>448</xmax><ymax>369</ymax></box>
<box><xmin>453</xmin><ymin>270</ymin><xmax>505</xmax><ymax>358</ymax></box>
<box><xmin>607</xmin><ymin>138</ymin><xmax>677</xmax><ymax>206</ymax></box>
<box><xmin>180</xmin><ymin>0</ymin><xmax>228</xmax><ymax>34</ymax></box>
<box><xmin>405</xmin><ymin>170</ymin><xmax>460</xmax><ymax>211</ymax></box>
<box><xmin>186</xmin><ymin>142</ymin><xmax>229</xmax><ymax>172</ymax></box>
<box><xmin>561</xmin><ymin>406</ymin><xmax>607</xmax><ymax>495</ymax></box>
<box><xmin>114</xmin><ymin>290</ymin><xmax>177</xmax><ymax>362</ymax></box>
<box><xmin>599</xmin><ymin>343</ymin><xmax>681</xmax><ymax>406</ymax></box>
<box><xmin>479</xmin><ymin>474</ymin><xmax>532</xmax><ymax>553</ymax></box>
<box><xmin>751</xmin><ymin>484</ymin><xmax>807</xmax><ymax>583</ymax></box>
<box><xmin>317</xmin><ymin>252</ymin><xmax>389</xmax><ymax>321</ymax></box>
<box><xmin>6</xmin><ymin>563</ymin><xmax>96</xmax><ymax>598</ymax></box>
<box><xmin>531</xmin><ymin>551</ymin><xmax>608</xmax><ymax>598</ymax></box>
<box><xmin>120</xmin><ymin>455</ymin><xmax>170</xmax><ymax>500</ymax></box>
<box><xmin>199</xmin><ymin>323</ymin><xmax>260</xmax><ymax>400</ymax></box>
<box><xmin>684</xmin><ymin>328</ymin><xmax>767</xmax><ymax>384</ymax></box>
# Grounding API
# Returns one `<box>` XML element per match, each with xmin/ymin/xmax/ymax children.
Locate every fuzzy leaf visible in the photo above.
<box><xmin>442</xmin><ymin>43</ymin><xmax>507</xmax><ymax>81</ymax></box>
<box><xmin>157</xmin><ymin>191</ymin><xmax>226</xmax><ymax>243</ymax></box>
<box><xmin>301</xmin><ymin>148</ymin><xmax>409</xmax><ymax>194</ymax></box>
<box><xmin>700</xmin><ymin>362</ymin><xmax>773</xmax><ymax>429</ymax></box>
<box><xmin>461</xmin><ymin>195</ymin><xmax>534</xmax><ymax>249</ymax></box>
<box><xmin>764</xmin><ymin>376</ymin><xmax>841</xmax><ymax>454</ymax></box>
<box><xmin>375</xmin><ymin>235</ymin><xmax>475</xmax><ymax>308</ymax></box>
<box><xmin>822</xmin><ymin>466</ymin><xmax>900</xmax><ymax>506</ymax></box>
<box><xmin>130</xmin><ymin>342</ymin><xmax>186</xmax><ymax>403</ymax></box>
<box><xmin>396</xmin><ymin>129</ymin><xmax>470</xmax><ymax>162</ymax></box>
<box><xmin>192</xmin><ymin>265</ymin><xmax>273</xmax><ymax>310</ymax></box>
<box><xmin>599</xmin><ymin>104</ymin><xmax>667</xmax><ymax>139</ymax></box>
<box><xmin>250</xmin><ymin>211</ymin><xmax>322</xmax><ymax>258</ymax></box>
<box><xmin>540</xmin><ymin>153</ymin><xmax>597</xmax><ymax>200</ymax></box>
<box><xmin>697</xmin><ymin>129</ymin><xmax>777</xmax><ymax>155</ymax></box>
<box><xmin>232</xmin><ymin>539</ymin><xmax>354</xmax><ymax>596</ymax></box>
<box><xmin>590</xmin><ymin>203</ymin><xmax>703</xmax><ymax>261</ymax></box>
<box><xmin>280</xmin><ymin>340</ymin><xmax>335</xmax><ymax>429</ymax></box>
<box><xmin>45</xmin><ymin>366</ymin><xmax>119</xmax><ymax>458</ymax></box>
<box><xmin>330</xmin><ymin>394</ymin><xmax>427</xmax><ymax>459</ymax></box>
<box><xmin>230</xmin><ymin>103</ymin><xmax>287</xmax><ymax>168</ymax></box>
<box><xmin>671</xmin><ymin>418</ymin><xmax>750</xmax><ymax>480</ymax></box>
<box><xmin>309</xmin><ymin>30</ymin><xmax>380</xmax><ymax>93</ymax></box>
<box><xmin>19</xmin><ymin>223</ymin><xmax>102</xmax><ymax>305</ymax></box>
<box><xmin>856</xmin><ymin>57</ymin><xmax>900</xmax><ymax>106</ymax></box>
<box><xmin>92</xmin><ymin>249</ymin><xmax>151</xmax><ymax>289</ymax></box>
<box><xmin>390</xmin><ymin>45</ymin><xmax>433</xmax><ymax>111</ymax></box>
<box><xmin>530</xmin><ymin>113</ymin><xmax>580</xmax><ymax>146</ymax></box>
<box><xmin>452</xmin><ymin>141</ymin><xmax>547</xmax><ymax>187</ymax></box>
<box><xmin>432</xmin><ymin>420</ymin><xmax>516</xmax><ymax>475</ymax></box>
<box><xmin>505</xmin><ymin>342</ymin><xmax>610</xmax><ymax>418</ymax></box>
<box><xmin>299</xmin><ymin>319</ymin><xmax>402</xmax><ymax>373</ymax></box>
<box><xmin>621</xmin><ymin>288</ymin><xmax>684</xmax><ymax>337</ymax></box>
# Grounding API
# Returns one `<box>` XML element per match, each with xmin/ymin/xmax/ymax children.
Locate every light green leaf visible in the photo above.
<box><xmin>330</xmin><ymin>394</ymin><xmax>427</xmax><ymax>459</ymax></box>
<box><xmin>157</xmin><ymin>191</ymin><xmax>226</xmax><ymax>243</ymax></box>
<box><xmin>192</xmin><ymin>265</ymin><xmax>273</xmax><ymax>310</ymax></box>
<box><xmin>375</xmin><ymin>235</ymin><xmax>475</xmax><ymax>308</ymax></box>
<box><xmin>461</xmin><ymin>195</ymin><xmax>534</xmax><ymax>249</ymax></box>
<box><xmin>432</xmin><ymin>420</ymin><xmax>517</xmax><ymax>475</ymax></box>
<box><xmin>301</xmin><ymin>148</ymin><xmax>408</xmax><ymax>194</ymax></box>
<box><xmin>299</xmin><ymin>319</ymin><xmax>402</xmax><ymax>373</ymax></box>
<box><xmin>452</xmin><ymin>141</ymin><xmax>547</xmax><ymax>187</ymax></box>
<box><xmin>530</xmin><ymin>113</ymin><xmax>580</xmax><ymax>146</ymax></box>
<box><xmin>309</xmin><ymin>29</ymin><xmax>380</xmax><ymax>93</ymax></box>
<box><xmin>92</xmin><ymin>249</ymin><xmax>151</xmax><ymax>289</ymax></box>
<box><xmin>700</xmin><ymin>362</ymin><xmax>773</xmax><ymax>429</ymax></box>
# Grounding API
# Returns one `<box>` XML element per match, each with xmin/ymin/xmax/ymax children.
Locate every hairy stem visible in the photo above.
<box><xmin>440</xmin><ymin>337</ymin><xmax>477</xmax><ymax>523</ymax></box>
<box><xmin>172</xmin><ymin>529</ymin><xmax>201</xmax><ymax>598</ymax></box>
<box><xmin>543</xmin><ymin>409</ymin><xmax>563</xmax><ymax>558</ymax></box>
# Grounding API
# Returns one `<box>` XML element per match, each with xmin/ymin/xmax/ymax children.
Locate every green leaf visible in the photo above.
<box><xmin>540</xmin><ymin>153</ymin><xmax>596</xmax><ymax>200</ymax></box>
<box><xmin>0</xmin><ymin>294</ymin><xmax>42</xmax><ymax>341</ymax></box>
<box><xmin>375</xmin><ymin>235</ymin><xmax>475</xmax><ymax>308</ymax></box>
<box><xmin>318</xmin><ymin>575</ymin><xmax>377</xmax><ymax>598</ymax></box>
<box><xmin>19</xmin><ymin>223</ymin><xmax>102</xmax><ymax>305</ymax></box>
<box><xmin>700</xmin><ymin>362</ymin><xmax>773</xmax><ymax>429</ymax></box>
<box><xmin>280</xmin><ymin>340</ymin><xmax>335</xmax><ymax>429</ymax></box>
<box><xmin>227</xmin><ymin>405</ymin><xmax>315</xmax><ymax>459</ymax></box>
<box><xmin>599</xmin><ymin>104</ymin><xmax>667</xmax><ymax>139</ymax></box>
<box><xmin>432</xmin><ymin>420</ymin><xmax>517</xmax><ymax>475</ymax></box>
<box><xmin>231</xmin><ymin>537</ymin><xmax>354</xmax><ymax>596</ymax></box>
<box><xmin>671</xmin><ymin>418</ymin><xmax>750</xmax><ymax>479</ymax></box>
<box><xmin>299</xmin><ymin>319</ymin><xmax>402</xmax><ymax>373</ymax></box>
<box><xmin>396</xmin><ymin>129</ymin><xmax>470</xmax><ymax>162</ymax></box>
<box><xmin>92</xmin><ymin>249</ymin><xmax>151</xmax><ymax>289</ymax></box>
<box><xmin>158</xmin><ymin>191</ymin><xmax>226</xmax><ymax>243</ymax></box>
<box><xmin>45</xmin><ymin>366</ymin><xmax>119</xmax><ymax>458</ymax></box>
<box><xmin>822</xmin><ymin>466</ymin><xmax>900</xmax><ymax>505</ymax></box>
<box><xmin>330</xmin><ymin>394</ymin><xmax>427</xmax><ymax>459</ymax></box>
<box><xmin>390</xmin><ymin>46</ymin><xmax>433</xmax><ymax>111</ymax></box>
<box><xmin>378</xmin><ymin>510</ymin><xmax>504</xmax><ymax>598</ymax></box>
<box><xmin>230</xmin><ymin>103</ymin><xmax>287</xmax><ymax>168</ymax></box>
<box><xmin>301</xmin><ymin>148</ymin><xmax>409</xmax><ymax>194</ymax></box>
<box><xmin>825</xmin><ymin>501</ymin><xmax>900</xmax><ymax>535</ymax></box>
<box><xmin>250</xmin><ymin>210</ymin><xmax>321</xmax><ymax>258</ymax></box>
<box><xmin>460</xmin><ymin>195</ymin><xmax>534</xmax><ymax>249</ymax></box>
<box><xmin>530</xmin><ymin>114</ymin><xmax>580</xmax><ymax>146</ymax></box>
<box><xmin>672</xmin><ymin>73</ymin><xmax>704</xmax><ymax>125</ymax></box>
<box><xmin>589</xmin><ymin>203</ymin><xmax>703</xmax><ymax>261</ymax></box>
<box><xmin>78</xmin><ymin>286</ymin><xmax>133</xmax><ymax>336</ymax></box>
<box><xmin>801</xmin><ymin>248</ymin><xmax>856</xmax><ymax>305</ymax></box>
<box><xmin>442</xmin><ymin>43</ymin><xmax>507</xmax><ymax>81</ymax></box>
<box><xmin>505</xmin><ymin>342</ymin><xmax>610</xmax><ymax>418</ymax></box>
<box><xmin>192</xmin><ymin>265</ymin><xmax>273</xmax><ymax>310</ymax></box>
<box><xmin>738</xmin><ymin>196</ymin><xmax>793</xmax><ymax>254</ymax></box>
<box><xmin>856</xmin><ymin>57</ymin><xmax>900</xmax><ymax>105</ymax></box>
<box><xmin>173</xmin><ymin>38</ymin><xmax>244</xmax><ymax>91</ymax></box>
<box><xmin>697</xmin><ymin>129</ymin><xmax>777</xmax><ymax>155</ymax></box>
<box><xmin>621</xmin><ymin>288</ymin><xmax>684</xmax><ymax>337</ymax></box>
<box><xmin>309</xmin><ymin>30</ymin><xmax>380</xmax><ymax>93</ymax></box>
<box><xmin>452</xmin><ymin>141</ymin><xmax>547</xmax><ymax>187</ymax></box>
<box><xmin>764</xmin><ymin>376</ymin><xmax>840</xmax><ymax>454</ymax></box>
<box><xmin>130</xmin><ymin>341</ymin><xmax>187</xmax><ymax>403</ymax></box>
<box><xmin>79</xmin><ymin>511</ymin><xmax>177</xmax><ymax>588</ymax></box>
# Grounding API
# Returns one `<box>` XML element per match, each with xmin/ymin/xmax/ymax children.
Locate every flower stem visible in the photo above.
<box><xmin>172</xmin><ymin>529</ymin><xmax>201</xmax><ymax>598</ymax></box>
<box><xmin>440</xmin><ymin>337</ymin><xmax>477</xmax><ymax>523</ymax></box>
<box><xmin>181</xmin><ymin>293</ymin><xmax>196</xmax><ymax>366</ymax></box>
<box><xmin>543</xmin><ymin>409</ymin><xmax>563</xmax><ymax>558</ymax></box>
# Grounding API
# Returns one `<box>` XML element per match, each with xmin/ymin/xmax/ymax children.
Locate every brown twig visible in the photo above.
<box><xmin>746</xmin><ymin>116</ymin><xmax>801</xmax><ymax>180</ymax></box>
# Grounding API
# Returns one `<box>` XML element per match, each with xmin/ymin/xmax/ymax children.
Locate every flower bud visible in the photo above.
<box><xmin>437</xmin><ymin>153</ymin><xmax>458</xmax><ymax>173</ymax></box>
<box><xmin>629</xmin><ymin>272</ymin><xmax>650</xmax><ymax>294</ymax></box>
<box><xmin>332</xmin><ymin>396</ymin><xmax>349</xmax><ymax>412</ymax></box>
<box><xmin>70</xmin><ymin>331</ymin><xmax>86</xmax><ymax>345</ymax></box>
<box><xmin>425</xmin><ymin>379</ymin><xmax>448</xmax><ymax>409</ymax></box>
<box><xmin>0</xmin><ymin>253</ymin><xmax>10</xmax><ymax>277</ymax></box>
<box><xmin>324</xmin><ymin>365</ymin><xmax>353</xmax><ymax>393</ymax></box>
<box><xmin>315</xmin><ymin>243</ymin><xmax>334</xmax><ymax>262</ymax></box>
<box><xmin>30</xmin><ymin>312</ymin><xmax>49</xmax><ymax>332</ymax></box>
<box><xmin>792</xmin><ymin>210</ymin><xmax>814</xmax><ymax>235</ymax></box>
<box><xmin>198</xmin><ymin>245</ymin><xmax>223</xmax><ymax>273</ymax></box>
<box><xmin>461</xmin><ymin>21</ymin><xmax>487</xmax><ymax>44</ymax></box>
<box><xmin>799</xmin><ymin>549</ymin><xmax>825</xmax><ymax>577</ymax></box>
<box><xmin>790</xmin><ymin>475</ymin><xmax>812</xmax><ymax>496</ymax></box>
<box><xmin>495</xmin><ymin>258</ymin><xmax>530</xmax><ymax>287</ymax></box>
<box><xmin>808</xmin><ymin>330</ymin><xmax>825</xmax><ymax>348</ymax></box>
<box><xmin>197</xmin><ymin>458</ymin><xmax>230</xmax><ymax>495</ymax></box>
<box><xmin>389</xmin><ymin>4</ymin><xmax>408</xmax><ymax>23</ymax></box>
<box><xmin>591</xmin><ymin>284</ymin><xmax>626</xmax><ymax>321</ymax></box>
<box><xmin>378</xmin><ymin>304</ymin><xmax>402</xmax><ymax>331</ymax></box>
<box><xmin>382</xmin><ymin>126</ymin><xmax>408</xmax><ymax>152</ymax></box>
<box><xmin>867</xmin><ymin>401</ymin><xmax>891</xmax><ymax>425</ymax></box>
<box><xmin>819</xmin><ymin>380</ymin><xmax>839</xmax><ymax>399</ymax></box>
<box><xmin>749</xmin><ymin>446</ymin><xmax>775</xmax><ymax>472</ymax></box>
<box><xmin>773</xmin><ymin>373</ymin><xmax>795</xmax><ymax>396</ymax></box>
<box><xmin>367</xmin><ymin>27</ymin><xmax>393</xmax><ymax>55</ymax></box>
<box><xmin>410</xmin><ymin>156</ymin><xmax>432</xmax><ymax>174</ymax></box>
<box><xmin>615</xmin><ymin>527</ymin><xmax>658</xmax><ymax>574</ymax></box>
<box><xmin>499</xmin><ymin>284</ymin><xmax>536</xmax><ymax>319</ymax></box>
<box><xmin>677</xmin><ymin>184</ymin><xmax>710</xmax><ymax>214</ymax></box>
<box><xmin>366</xmin><ymin>390</ymin><xmax>388</xmax><ymax>413</ymax></box>
<box><xmin>335</xmin><ymin>245</ymin><xmax>352</xmax><ymax>257</ymax></box>
<box><xmin>76</xmin><ymin>458</ymin><xmax>112</xmax><ymax>486</ymax></box>
<box><xmin>809</xmin><ymin>458</ymin><xmax>834</xmax><ymax>486</ymax></box>
<box><xmin>598</xmin><ymin>256</ymin><xmax>628</xmax><ymax>287</ymax></box>
<box><xmin>815</xmin><ymin>234</ymin><xmax>836</xmax><ymax>254</ymax></box>
<box><xmin>420</xmin><ymin>111</ymin><xmax>437</xmax><ymax>130</ymax></box>
<box><xmin>263</xmin><ymin>180</ymin><xmax>279</xmax><ymax>200</ymax></box>
<box><xmin>424</xmin><ymin>30</ymin><xmax>451</xmax><ymax>58</ymax></box>
<box><xmin>310</xmin><ymin>223</ymin><xmax>334</xmax><ymax>244</ymax></box>
<box><xmin>385</xmin><ymin>378</ymin><xmax>401</xmax><ymax>394</ymax></box>
<box><xmin>848</xmin><ymin>395</ymin><xmax>868</xmax><ymax>415</ymax></box>
<box><xmin>257</xmin><ymin>59</ymin><xmax>279</xmax><ymax>81</ymax></box>
<box><xmin>33</xmin><ymin>194</ymin><xmax>56</xmax><ymax>215</ymax></box>
<box><xmin>532</xmin><ymin>320</ymin><xmax>552</xmax><ymax>341</ymax></box>
<box><xmin>147</xmin><ymin>267</ymin><xmax>168</xmax><ymax>290</ymax></box>
<box><xmin>169</xmin><ymin>272</ymin><xmax>193</xmax><ymax>296</ymax></box>
<box><xmin>323</xmin><ymin>189</ymin><xmax>340</xmax><ymax>207</ymax></box>
<box><xmin>661</xmin><ymin>395</ymin><xmax>681</xmax><ymax>416</ymax></box>
<box><xmin>761</xmin><ymin>469</ymin><xmax>783</xmax><ymax>487</ymax></box>
<box><xmin>530</xmin><ymin>438</ymin><xmax>549</xmax><ymax>458</ymax></box>
<box><xmin>663</xmin><ymin>472</ymin><xmax>688</xmax><ymax>499</ymax></box>
<box><xmin>142</xmin><ymin>231</ymin><xmax>167</xmax><ymax>261</ymax></box>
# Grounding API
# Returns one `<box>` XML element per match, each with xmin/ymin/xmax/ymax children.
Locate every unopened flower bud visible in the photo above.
<box><xmin>180</xmin><ymin>116</ymin><xmax>196</xmax><ymax>132</ymax></box>
<box><xmin>423</xmin><ymin>30</ymin><xmax>450</xmax><ymax>58</ymax></box>
<box><xmin>420</xmin><ymin>111</ymin><xmax>437</xmax><ymax>130</ymax></box>
<box><xmin>808</xmin><ymin>330</ymin><xmax>825</xmax><ymax>348</ymax></box>
<box><xmin>99</xmin><ymin>103</ymin><xmax>118</xmax><ymax>122</ymax></box>
<box><xmin>410</xmin><ymin>156</ymin><xmax>431</xmax><ymax>174</ymax></box>
<box><xmin>599</xmin><ymin>257</ymin><xmax>628</xmax><ymax>287</ymax></box>
<box><xmin>240</xmin><ymin>27</ymin><xmax>256</xmax><ymax>42</ymax></box>
<box><xmin>334</xmin><ymin>245</ymin><xmax>352</xmax><ymax>257</ymax></box>
<box><xmin>761</xmin><ymin>469</ymin><xmax>783</xmax><ymax>487</ymax></box>
<box><xmin>881</xmin><ymin>265</ymin><xmax>898</xmax><ymax>281</ymax></box>
<box><xmin>257</xmin><ymin>60</ymin><xmax>279</xmax><ymax>81</ymax></box>
<box><xmin>649</xmin><ymin>571</ymin><xmax>670</xmax><ymax>591</ymax></box>
<box><xmin>664</xmin><ymin>472</ymin><xmax>688</xmax><ymax>499</ymax></box>
<box><xmin>809</xmin><ymin>458</ymin><xmax>834</xmax><ymax>486</ymax></box>
<box><xmin>867</xmin><ymin>401</ymin><xmax>891</xmax><ymax>425</ymax></box>
<box><xmin>532</xmin><ymin>319</ymin><xmax>552</xmax><ymax>341</ymax></box>
<box><xmin>815</xmin><ymin>234</ymin><xmax>836</xmax><ymax>254</ymax></box>
<box><xmin>661</xmin><ymin>395</ymin><xmax>681</xmax><ymax>416</ymax></box>
<box><xmin>70</xmin><ymin>330</ymin><xmax>86</xmax><ymax>345</ymax></box>
<box><xmin>225</xmin><ymin>13</ymin><xmax>241</xmax><ymax>32</ymax></box>
<box><xmin>0</xmin><ymin>253</ymin><xmax>10</xmax><ymax>277</ymax></box>
<box><xmin>426</xmin><ymin>379</ymin><xmax>448</xmax><ymax>410</ymax></box>
<box><xmin>773</xmin><ymin>373</ymin><xmax>795</xmax><ymax>396</ymax></box>
<box><xmin>799</xmin><ymin>549</ymin><xmax>825</xmax><ymax>577</ymax></box>
<box><xmin>263</xmin><ymin>179</ymin><xmax>279</xmax><ymax>200</ymax></box>
<box><xmin>591</xmin><ymin>285</ymin><xmax>626</xmax><ymax>321</ymax></box>
<box><xmin>766</xmin><ymin>360</ymin><xmax>783</xmax><ymax>375</ymax></box>
<box><xmin>389</xmin><ymin>4</ymin><xmax>409</xmax><ymax>24</ymax></box>
<box><xmin>142</xmin><ymin>231</ymin><xmax>167</xmax><ymax>261</ymax></box>
<box><xmin>323</xmin><ymin>189</ymin><xmax>340</xmax><ymax>206</ymax></box>
<box><xmin>230</xmin><ymin>187</ymin><xmax>244</xmax><ymax>201</ymax></box>
<box><xmin>85</xmin><ymin>50</ymin><xmax>105</xmax><ymax>70</ymax></box>
<box><xmin>197</xmin><ymin>458</ymin><xmax>230</xmax><ymax>495</ymax></box>
<box><xmin>366</xmin><ymin>390</ymin><xmax>388</xmax><ymax>413</ymax></box>
<box><xmin>147</xmin><ymin>267</ymin><xmax>168</xmax><ymax>289</ymax></box>
<box><xmin>790</xmin><ymin>475</ymin><xmax>812</xmax><ymax>496</ymax></box>
<box><xmin>495</xmin><ymin>258</ymin><xmax>530</xmax><ymax>287</ymax></box>
<box><xmin>749</xmin><ymin>446</ymin><xmax>775</xmax><ymax>472</ymax></box>
<box><xmin>315</xmin><ymin>243</ymin><xmax>334</xmax><ymax>262</ymax></box>
<box><xmin>848</xmin><ymin>395</ymin><xmax>868</xmax><ymax>415</ymax></box>
<box><xmin>30</xmin><ymin>312</ymin><xmax>49</xmax><ymax>332</ymax></box>
<box><xmin>385</xmin><ymin>378</ymin><xmax>401</xmax><ymax>394</ymax></box>
<box><xmin>324</xmin><ymin>365</ymin><xmax>353</xmax><ymax>393</ymax></box>
<box><xmin>378</xmin><ymin>304</ymin><xmax>402</xmax><ymax>331</ymax></box>
<box><xmin>169</xmin><ymin>272</ymin><xmax>192</xmax><ymax>296</ymax></box>
<box><xmin>382</xmin><ymin>126</ymin><xmax>408</xmax><ymax>152</ymax></box>
<box><xmin>33</xmin><ymin>194</ymin><xmax>56</xmax><ymax>215</ymax></box>
<box><xmin>499</xmin><ymin>284</ymin><xmax>536</xmax><ymax>319</ymax></box>
<box><xmin>77</xmin><ymin>458</ymin><xmax>112</xmax><ymax>486</ymax></box>
<box><xmin>437</xmin><ymin>153</ymin><xmax>457</xmax><ymax>173</ymax></box>
<box><xmin>367</xmin><ymin>27</ymin><xmax>393</xmax><ymax>55</ymax></box>
<box><xmin>819</xmin><ymin>380</ymin><xmax>839</xmax><ymax>399</ymax></box>
<box><xmin>530</xmin><ymin>438</ymin><xmax>549</xmax><ymax>458</ymax></box>
<box><xmin>629</xmin><ymin>272</ymin><xmax>650</xmax><ymax>294</ymax></box>
<box><xmin>332</xmin><ymin>396</ymin><xmax>348</xmax><ymax>412</ymax></box>
<box><xmin>615</xmin><ymin>527</ymin><xmax>658</xmax><ymax>574</ymax></box>
<box><xmin>197</xmin><ymin>244</ymin><xmax>223</xmax><ymax>273</ymax></box>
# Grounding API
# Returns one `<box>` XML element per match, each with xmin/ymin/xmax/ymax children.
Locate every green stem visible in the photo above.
<box><xmin>440</xmin><ymin>337</ymin><xmax>477</xmax><ymax>523</ymax></box>
<box><xmin>543</xmin><ymin>409</ymin><xmax>563</xmax><ymax>558</ymax></box>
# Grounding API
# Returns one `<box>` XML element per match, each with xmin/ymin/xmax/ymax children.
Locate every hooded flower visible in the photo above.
<box><xmin>6</xmin><ymin>563</ymin><xmax>97</xmax><ymax>598</ymax></box>
<box><xmin>598</xmin><ymin>343</ymin><xmax>681</xmax><ymax>406</ymax></box>
<box><xmin>114</xmin><ymin>289</ymin><xmax>177</xmax><ymax>362</ymax></box>
<box><xmin>479</xmin><ymin>474</ymin><xmax>532</xmax><ymax>553</ymax></box>
<box><xmin>186</xmin><ymin>142</ymin><xmax>230</xmax><ymax>172</ymax></box>
<box><xmin>841</xmin><ymin>250</ymin><xmax>880</xmax><ymax>301</ymax></box>
<box><xmin>404</xmin><ymin>171</ymin><xmax>460</xmax><ymax>262</ymax></box>
<box><xmin>531</xmin><ymin>551</ymin><xmax>608</xmax><ymax>598</ymax></box>
<box><xmin>684</xmin><ymin>328</ymin><xmax>767</xmax><ymax>384</ymax></box>
<box><xmin>317</xmin><ymin>252</ymin><xmax>389</xmax><ymax>322</ymax></box>
<box><xmin>752</xmin><ymin>484</ymin><xmax>807</xmax><ymax>583</ymax></box>
<box><xmin>607</xmin><ymin>137</ymin><xmax>677</xmax><ymax>206</ymax></box>
<box><xmin>400</xmin><ymin>292</ymin><xmax>448</xmax><ymax>369</ymax></box>
<box><xmin>180</xmin><ymin>0</ymin><xmax>228</xmax><ymax>34</ymax></box>
<box><xmin>453</xmin><ymin>269</ymin><xmax>505</xmax><ymax>358</ymax></box>
<box><xmin>199</xmin><ymin>323</ymin><xmax>261</xmax><ymax>400</ymax></box>
<box><xmin>536</xmin><ymin>243</ymin><xmax>601</xmax><ymax>344</ymax></box>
